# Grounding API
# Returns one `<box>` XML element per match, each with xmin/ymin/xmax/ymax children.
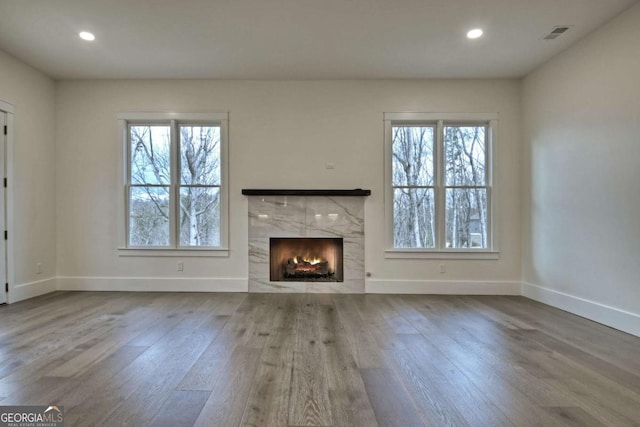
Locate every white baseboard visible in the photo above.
<box><xmin>10</xmin><ymin>277</ymin><xmax>58</xmax><ymax>303</ymax></box>
<box><xmin>522</xmin><ymin>282</ymin><xmax>640</xmax><ymax>337</ymax></box>
<box><xmin>10</xmin><ymin>276</ymin><xmax>638</xmax><ymax>337</ymax></box>
<box><xmin>57</xmin><ymin>276</ymin><xmax>248</xmax><ymax>293</ymax></box>
<box><xmin>366</xmin><ymin>279</ymin><xmax>521</xmax><ymax>295</ymax></box>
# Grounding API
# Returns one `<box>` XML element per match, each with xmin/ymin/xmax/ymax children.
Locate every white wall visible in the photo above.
<box><xmin>55</xmin><ymin>79</ymin><xmax>522</xmax><ymax>292</ymax></box>
<box><xmin>0</xmin><ymin>50</ymin><xmax>57</xmax><ymax>301</ymax></box>
<box><xmin>522</xmin><ymin>3</ymin><xmax>640</xmax><ymax>335</ymax></box>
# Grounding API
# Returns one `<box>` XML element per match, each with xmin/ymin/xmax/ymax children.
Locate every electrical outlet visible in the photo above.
<box><xmin>36</xmin><ymin>263</ymin><xmax>43</xmax><ymax>274</ymax></box>
<box><xmin>177</xmin><ymin>261</ymin><xmax>184</xmax><ymax>272</ymax></box>
<box><xmin>439</xmin><ymin>264</ymin><xmax>446</xmax><ymax>274</ymax></box>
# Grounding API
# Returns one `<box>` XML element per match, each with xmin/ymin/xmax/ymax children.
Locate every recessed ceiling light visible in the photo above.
<box><xmin>79</xmin><ymin>31</ymin><xmax>95</xmax><ymax>41</ymax></box>
<box><xmin>467</xmin><ymin>29</ymin><xmax>483</xmax><ymax>39</ymax></box>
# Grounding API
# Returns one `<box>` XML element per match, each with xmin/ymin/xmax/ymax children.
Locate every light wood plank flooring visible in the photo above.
<box><xmin>1</xmin><ymin>292</ymin><xmax>639</xmax><ymax>426</ymax></box>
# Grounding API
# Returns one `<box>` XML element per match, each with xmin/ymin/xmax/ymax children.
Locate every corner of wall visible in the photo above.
<box><xmin>522</xmin><ymin>282</ymin><xmax>640</xmax><ymax>337</ymax></box>
<box><xmin>9</xmin><ymin>277</ymin><xmax>58</xmax><ymax>304</ymax></box>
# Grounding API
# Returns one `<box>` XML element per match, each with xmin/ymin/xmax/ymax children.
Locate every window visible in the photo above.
<box><xmin>118</xmin><ymin>113</ymin><xmax>228</xmax><ymax>254</ymax></box>
<box><xmin>384</xmin><ymin>113</ymin><xmax>497</xmax><ymax>257</ymax></box>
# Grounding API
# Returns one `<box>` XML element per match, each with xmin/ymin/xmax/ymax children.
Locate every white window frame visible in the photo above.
<box><xmin>117</xmin><ymin>112</ymin><xmax>229</xmax><ymax>257</ymax></box>
<box><xmin>384</xmin><ymin>112</ymin><xmax>499</xmax><ymax>259</ymax></box>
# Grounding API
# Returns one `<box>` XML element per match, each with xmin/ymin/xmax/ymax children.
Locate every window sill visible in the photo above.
<box><xmin>117</xmin><ymin>248</ymin><xmax>230</xmax><ymax>257</ymax></box>
<box><xmin>385</xmin><ymin>249</ymin><xmax>500</xmax><ymax>260</ymax></box>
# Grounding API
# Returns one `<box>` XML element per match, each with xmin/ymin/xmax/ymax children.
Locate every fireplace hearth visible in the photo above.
<box><xmin>270</xmin><ymin>238</ymin><xmax>344</xmax><ymax>282</ymax></box>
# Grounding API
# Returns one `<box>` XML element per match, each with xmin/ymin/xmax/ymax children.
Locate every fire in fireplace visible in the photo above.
<box><xmin>270</xmin><ymin>238</ymin><xmax>344</xmax><ymax>282</ymax></box>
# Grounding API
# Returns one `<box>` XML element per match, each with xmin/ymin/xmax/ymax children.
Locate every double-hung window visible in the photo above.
<box><xmin>118</xmin><ymin>113</ymin><xmax>228</xmax><ymax>254</ymax></box>
<box><xmin>384</xmin><ymin>113</ymin><xmax>497</xmax><ymax>257</ymax></box>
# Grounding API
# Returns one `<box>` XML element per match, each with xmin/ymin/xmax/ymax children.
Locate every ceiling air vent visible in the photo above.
<box><xmin>543</xmin><ymin>26</ymin><xmax>572</xmax><ymax>40</ymax></box>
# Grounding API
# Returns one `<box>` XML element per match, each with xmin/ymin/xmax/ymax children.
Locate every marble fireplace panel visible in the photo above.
<box><xmin>248</xmin><ymin>196</ymin><xmax>365</xmax><ymax>293</ymax></box>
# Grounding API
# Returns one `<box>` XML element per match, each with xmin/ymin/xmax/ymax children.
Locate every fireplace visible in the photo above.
<box><xmin>246</xmin><ymin>192</ymin><xmax>368</xmax><ymax>293</ymax></box>
<box><xmin>270</xmin><ymin>238</ymin><xmax>344</xmax><ymax>282</ymax></box>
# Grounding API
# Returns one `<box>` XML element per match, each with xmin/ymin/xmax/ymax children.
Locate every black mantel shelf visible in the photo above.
<box><xmin>242</xmin><ymin>189</ymin><xmax>371</xmax><ymax>197</ymax></box>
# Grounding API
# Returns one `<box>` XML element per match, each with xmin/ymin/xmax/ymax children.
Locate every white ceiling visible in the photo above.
<box><xmin>0</xmin><ymin>0</ymin><xmax>637</xmax><ymax>80</ymax></box>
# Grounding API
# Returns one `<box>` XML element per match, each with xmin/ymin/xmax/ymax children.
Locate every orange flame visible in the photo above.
<box><xmin>304</xmin><ymin>256</ymin><xmax>322</xmax><ymax>265</ymax></box>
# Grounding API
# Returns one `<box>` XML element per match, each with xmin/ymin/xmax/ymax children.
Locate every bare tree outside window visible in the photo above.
<box><xmin>129</xmin><ymin>125</ymin><xmax>171</xmax><ymax>246</ymax></box>
<box><xmin>127</xmin><ymin>123</ymin><xmax>222</xmax><ymax>248</ymax></box>
<box><xmin>179</xmin><ymin>126</ymin><xmax>221</xmax><ymax>246</ymax></box>
<box><xmin>391</xmin><ymin>126</ymin><xmax>435</xmax><ymax>248</ymax></box>
<box><xmin>386</xmin><ymin>115</ymin><xmax>493</xmax><ymax>252</ymax></box>
<box><xmin>444</xmin><ymin>126</ymin><xmax>488</xmax><ymax>248</ymax></box>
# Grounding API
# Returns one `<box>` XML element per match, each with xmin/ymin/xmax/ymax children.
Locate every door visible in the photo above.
<box><xmin>0</xmin><ymin>111</ymin><xmax>6</xmax><ymax>304</ymax></box>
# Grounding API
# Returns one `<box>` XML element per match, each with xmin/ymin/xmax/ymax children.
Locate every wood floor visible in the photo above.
<box><xmin>0</xmin><ymin>292</ymin><xmax>639</xmax><ymax>426</ymax></box>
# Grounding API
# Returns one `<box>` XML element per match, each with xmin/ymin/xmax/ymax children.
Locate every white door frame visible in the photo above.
<box><xmin>0</xmin><ymin>99</ymin><xmax>14</xmax><ymax>304</ymax></box>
